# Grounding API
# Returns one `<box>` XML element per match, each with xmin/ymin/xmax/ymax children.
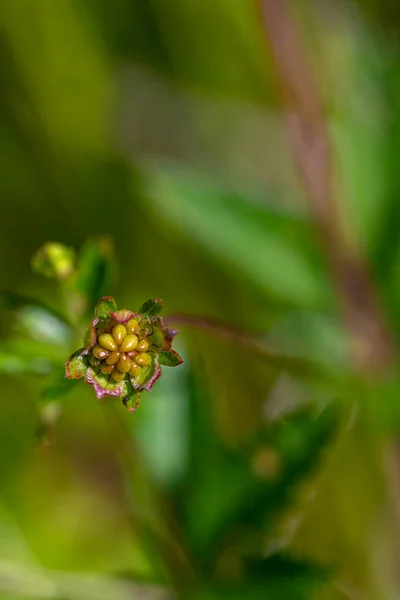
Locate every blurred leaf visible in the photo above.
<box><xmin>0</xmin><ymin>350</ymin><xmax>52</xmax><ymax>375</ymax></box>
<box><xmin>74</xmin><ymin>236</ymin><xmax>116</xmax><ymax>312</ymax></box>
<box><xmin>41</xmin><ymin>372</ymin><xmax>80</xmax><ymax>402</ymax></box>
<box><xmin>201</xmin><ymin>555</ymin><xmax>327</xmax><ymax>600</ymax></box>
<box><xmin>143</xmin><ymin>166</ymin><xmax>332</xmax><ymax>308</ymax></box>
<box><xmin>1</xmin><ymin>290</ymin><xmax>70</xmax><ymax>326</ymax></box>
<box><xmin>179</xmin><ymin>368</ymin><xmax>339</xmax><ymax>568</ymax></box>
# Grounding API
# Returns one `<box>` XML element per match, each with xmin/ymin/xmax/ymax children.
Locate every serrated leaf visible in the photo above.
<box><xmin>158</xmin><ymin>350</ymin><xmax>183</xmax><ymax>366</ymax></box>
<box><xmin>139</xmin><ymin>298</ymin><xmax>164</xmax><ymax>317</ymax></box>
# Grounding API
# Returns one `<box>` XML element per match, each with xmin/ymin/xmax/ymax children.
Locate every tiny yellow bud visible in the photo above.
<box><xmin>112</xmin><ymin>370</ymin><xmax>126</xmax><ymax>382</ymax></box>
<box><xmin>120</xmin><ymin>334</ymin><xmax>138</xmax><ymax>353</ymax></box>
<box><xmin>89</xmin><ymin>354</ymin><xmax>101</xmax><ymax>366</ymax></box>
<box><xmin>135</xmin><ymin>352</ymin><xmax>151</xmax><ymax>366</ymax></box>
<box><xmin>117</xmin><ymin>354</ymin><xmax>132</xmax><ymax>373</ymax></box>
<box><xmin>98</xmin><ymin>333</ymin><xmax>118</xmax><ymax>351</ymax></box>
<box><xmin>111</xmin><ymin>324</ymin><xmax>127</xmax><ymax>346</ymax></box>
<box><xmin>129</xmin><ymin>363</ymin><xmax>142</xmax><ymax>377</ymax></box>
<box><xmin>101</xmin><ymin>364</ymin><xmax>115</xmax><ymax>375</ymax></box>
<box><xmin>126</xmin><ymin>318</ymin><xmax>140</xmax><ymax>334</ymax></box>
<box><xmin>137</xmin><ymin>338</ymin><xmax>150</xmax><ymax>352</ymax></box>
<box><xmin>92</xmin><ymin>345</ymin><xmax>109</xmax><ymax>360</ymax></box>
<box><xmin>106</xmin><ymin>351</ymin><xmax>120</xmax><ymax>365</ymax></box>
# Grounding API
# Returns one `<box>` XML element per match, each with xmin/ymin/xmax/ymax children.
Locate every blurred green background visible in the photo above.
<box><xmin>2</xmin><ymin>1</ymin><xmax>400</xmax><ymax>599</ymax></box>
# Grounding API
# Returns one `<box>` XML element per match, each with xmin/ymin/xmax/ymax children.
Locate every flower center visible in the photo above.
<box><xmin>89</xmin><ymin>318</ymin><xmax>151</xmax><ymax>382</ymax></box>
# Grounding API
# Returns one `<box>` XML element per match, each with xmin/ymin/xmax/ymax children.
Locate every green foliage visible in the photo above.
<box><xmin>1</xmin><ymin>2</ymin><xmax>400</xmax><ymax>600</ymax></box>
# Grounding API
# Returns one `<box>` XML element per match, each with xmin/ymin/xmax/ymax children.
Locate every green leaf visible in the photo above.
<box><xmin>143</xmin><ymin>167</ymin><xmax>332</xmax><ymax>308</ymax></box>
<box><xmin>94</xmin><ymin>296</ymin><xmax>117</xmax><ymax>319</ymax></box>
<box><xmin>1</xmin><ymin>290</ymin><xmax>70</xmax><ymax>326</ymax></box>
<box><xmin>76</xmin><ymin>236</ymin><xmax>116</xmax><ymax>309</ymax></box>
<box><xmin>139</xmin><ymin>298</ymin><xmax>164</xmax><ymax>317</ymax></box>
<box><xmin>158</xmin><ymin>350</ymin><xmax>183</xmax><ymax>366</ymax></box>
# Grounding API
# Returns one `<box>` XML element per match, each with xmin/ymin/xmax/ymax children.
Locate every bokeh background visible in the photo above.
<box><xmin>2</xmin><ymin>1</ymin><xmax>400</xmax><ymax>599</ymax></box>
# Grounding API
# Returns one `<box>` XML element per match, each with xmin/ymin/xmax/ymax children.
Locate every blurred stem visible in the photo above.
<box><xmin>164</xmin><ymin>313</ymin><xmax>333</xmax><ymax>379</ymax></box>
<box><xmin>103</xmin><ymin>404</ymin><xmax>198</xmax><ymax>597</ymax></box>
<box><xmin>257</xmin><ymin>0</ymin><xmax>400</xmax><ymax>589</ymax></box>
<box><xmin>257</xmin><ymin>0</ymin><xmax>394</xmax><ymax>372</ymax></box>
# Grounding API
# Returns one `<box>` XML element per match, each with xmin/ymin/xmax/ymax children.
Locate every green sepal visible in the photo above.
<box><xmin>83</xmin><ymin>318</ymin><xmax>100</xmax><ymax>349</ymax></box>
<box><xmin>94</xmin><ymin>296</ymin><xmax>117</xmax><ymax>319</ymax></box>
<box><xmin>138</xmin><ymin>298</ymin><xmax>164</xmax><ymax>318</ymax></box>
<box><xmin>85</xmin><ymin>367</ymin><xmax>127</xmax><ymax>399</ymax></box>
<box><xmin>158</xmin><ymin>349</ymin><xmax>183</xmax><ymax>367</ymax></box>
<box><xmin>122</xmin><ymin>383</ymin><xmax>141</xmax><ymax>413</ymax></box>
<box><xmin>65</xmin><ymin>350</ymin><xmax>88</xmax><ymax>379</ymax></box>
<box><xmin>131</xmin><ymin>354</ymin><xmax>161</xmax><ymax>392</ymax></box>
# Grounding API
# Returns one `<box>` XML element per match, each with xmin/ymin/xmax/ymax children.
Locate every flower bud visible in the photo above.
<box><xmin>135</xmin><ymin>352</ymin><xmax>151</xmax><ymax>366</ymax></box>
<box><xmin>137</xmin><ymin>339</ymin><xmax>150</xmax><ymax>352</ymax></box>
<box><xmin>111</xmin><ymin>324</ymin><xmax>127</xmax><ymax>346</ymax></box>
<box><xmin>106</xmin><ymin>351</ymin><xmax>120</xmax><ymax>365</ymax></box>
<box><xmin>126</xmin><ymin>318</ymin><xmax>140</xmax><ymax>334</ymax></box>
<box><xmin>120</xmin><ymin>334</ymin><xmax>138</xmax><ymax>353</ymax></box>
<box><xmin>98</xmin><ymin>333</ymin><xmax>118</xmax><ymax>351</ymax></box>
<box><xmin>117</xmin><ymin>354</ymin><xmax>132</xmax><ymax>373</ymax></box>
<box><xmin>112</xmin><ymin>370</ymin><xmax>125</xmax><ymax>382</ymax></box>
<box><xmin>89</xmin><ymin>355</ymin><xmax>101</xmax><ymax>367</ymax></box>
<box><xmin>101</xmin><ymin>364</ymin><xmax>115</xmax><ymax>375</ymax></box>
<box><xmin>93</xmin><ymin>345</ymin><xmax>109</xmax><ymax>360</ymax></box>
<box><xmin>129</xmin><ymin>363</ymin><xmax>142</xmax><ymax>378</ymax></box>
<box><xmin>32</xmin><ymin>242</ymin><xmax>75</xmax><ymax>279</ymax></box>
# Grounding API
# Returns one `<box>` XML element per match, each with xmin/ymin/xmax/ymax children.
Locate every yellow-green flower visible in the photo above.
<box><xmin>66</xmin><ymin>296</ymin><xmax>182</xmax><ymax>412</ymax></box>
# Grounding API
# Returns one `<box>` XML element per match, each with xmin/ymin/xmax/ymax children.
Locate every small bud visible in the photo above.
<box><xmin>98</xmin><ymin>333</ymin><xmax>118</xmax><ymax>351</ymax></box>
<box><xmin>117</xmin><ymin>354</ymin><xmax>132</xmax><ymax>373</ymax></box>
<box><xmin>112</xmin><ymin>370</ymin><xmax>125</xmax><ymax>382</ymax></box>
<box><xmin>135</xmin><ymin>352</ymin><xmax>151</xmax><ymax>366</ymax></box>
<box><xmin>89</xmin><ymin>355</ymin><xmax>101</xmax><ymax>367</ymax></box>
<box><xmin>111</xmin><ymin>324</ymin><xmax>127</xmax><ymax>346</ymax></box>
<box><xmin>101</xmin><ymin>364</ymin><xmax>115</xmax><ymax>375</ymax></box>
<box><xmin>120</xmin><ymin>334</ymin><xmax>138</xmax><ymax>352</ymax></box>
<box><xmin>32</xmin><ymin>242</ymin><xmax>75</xmax><ymax>279</ymax></box>
<box><xmin>93</xmin><ymin>345</ymin><xmax>109</xmax><ymax>360</ymax></box>
<box><xmin>137</xmin><ymin>338</ymin><xmax>150</xmax><ymax>352</ymax></box>
<box><xmin>126</xmin><ymin>318</ymin><xmax>140</xmax><ymax>334</ymax></box>
<box><xmin>106</xmin><ymin>351</ymin><xmax>120</xmax><ymax>365</ymax></box>
<box><xmin>129</xmin><ymin>363</ymin><xmax>142</xmax><ymax>378</ymax></box>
